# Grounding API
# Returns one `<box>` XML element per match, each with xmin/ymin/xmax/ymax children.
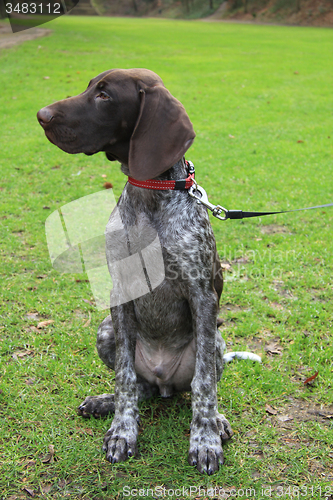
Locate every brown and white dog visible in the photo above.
<box><xmin>38</xmin><ymin>69</ymin><xmax>233</xmax><ymax>475</ymax></box>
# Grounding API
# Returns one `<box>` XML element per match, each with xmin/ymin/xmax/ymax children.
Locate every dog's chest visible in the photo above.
<box><xmin>105</xmin><ymin>185</ymin><xmax>216</xmax><ymax>339</ymax></box>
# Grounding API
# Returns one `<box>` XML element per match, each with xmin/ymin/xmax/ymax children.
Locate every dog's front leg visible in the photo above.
<box><xmin>188</xmin><ymin>291</ymin><xmax>232</xmax><ymax>475</ymax></box>
<box><xmin>103</xmin><ymin>302</ymin><xmax>139</xmax><ymax>463</ymax></box>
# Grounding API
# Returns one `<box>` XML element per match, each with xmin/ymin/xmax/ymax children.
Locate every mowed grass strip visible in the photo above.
<box><xmin>0</xmin><ymin>16</ymin><xmax>332</xmax><ymax>499</ymax></box>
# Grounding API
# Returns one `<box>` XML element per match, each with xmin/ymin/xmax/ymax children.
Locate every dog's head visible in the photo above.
<box><xmin>37</xmin><ymin>68</ymin><xmax>195</xmax><ymax>180</ymax></box>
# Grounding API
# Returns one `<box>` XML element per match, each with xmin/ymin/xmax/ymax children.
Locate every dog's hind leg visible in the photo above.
<box><xmin>77</xmin><ymin>315</ymin><xmax>158</xmax><ymax>418</ymax></box>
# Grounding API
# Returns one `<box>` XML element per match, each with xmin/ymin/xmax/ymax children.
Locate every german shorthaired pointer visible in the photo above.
<box><xmin>37</xmin><ymin>68</ymin><xmax>233</xmax><ymax>475</ymax></box>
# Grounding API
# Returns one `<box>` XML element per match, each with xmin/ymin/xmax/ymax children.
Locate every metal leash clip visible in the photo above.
<box><xmin>188</xmin><ymin>182</ymin><xmax>228</xmax><ymax>221</ymax></box>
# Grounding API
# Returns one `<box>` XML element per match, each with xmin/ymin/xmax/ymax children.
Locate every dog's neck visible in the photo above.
<box><xmin>120</xmin><ymin>159</ymin><xmax>187</xmax><ymax>181</ymax></box>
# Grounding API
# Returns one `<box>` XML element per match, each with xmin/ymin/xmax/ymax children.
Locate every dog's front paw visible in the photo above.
<box><xmin>188</xmin><ymin>413</ymin><xmax>232</xmax><ymax>475</ymax></box>
<box><xmin>216</xmin><ymin>412</ymin><xmax>233</xmax><ymax>442</ymax></box>
<box><xmin>103</xmin><ymin>416</ymin><xmax>138</xmax><ymax>463</ymax></box>
<box><xmin>77</xmin><ymin>393</ymin><xmax>115</xmax><ymax>418</ymax></box>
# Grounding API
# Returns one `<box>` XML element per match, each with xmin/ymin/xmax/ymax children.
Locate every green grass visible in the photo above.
<box><xmin>1</xmin><ymin>15</ymin><xmax>333</xmax><ymax>499</ymax></box>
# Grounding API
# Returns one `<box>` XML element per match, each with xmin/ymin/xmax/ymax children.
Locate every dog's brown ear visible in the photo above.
<box><xmin>128</xmin><ymin>86</ymin><xmax>195</xmax><ymax>181</ymax></box>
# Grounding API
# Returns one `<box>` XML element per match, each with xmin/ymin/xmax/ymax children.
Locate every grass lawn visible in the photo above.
<box><xmin>1</xmin><ymin>15</ymin><xmax>333</xmax><ymax>499</ymax></box>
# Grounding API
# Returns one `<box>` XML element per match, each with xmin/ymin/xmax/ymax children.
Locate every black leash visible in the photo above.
<box><xmin>188</xmin><ymin>182</ymin><xmax>333</xmax><ymax>221</ymax></box>
<box><xmin>223</xmin><ymin>202</ymin><xmax>333</xmax><ymax>220</ymax></box>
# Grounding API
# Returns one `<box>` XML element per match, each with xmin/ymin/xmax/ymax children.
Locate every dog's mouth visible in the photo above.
<box><xmin>43</xmin><ymin>125</ymin><xmax>105</xmax><ymax>156</ymax></box>
<box><xmin>45</xmin><ymin>126</ymin><xmax>77</xmax><ymax>144</ymax></box>
<box><xmin>43</xmin><ymin>126</ymin><xmax>83</xmax><ymax>154</ymax></box>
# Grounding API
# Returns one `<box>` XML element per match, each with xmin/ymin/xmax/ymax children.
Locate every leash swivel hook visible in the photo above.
<box><xmin>188</xmin><ymin>183</ymin><xmax>228</xmax><ymax>221</ymax></box>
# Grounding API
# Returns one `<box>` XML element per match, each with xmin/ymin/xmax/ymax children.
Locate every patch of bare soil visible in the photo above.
<box><xmin>219</xmin><ymin>302</ymin><xmax>249</xmax><ymax>314</ymax></box>
<box><xmin>247</xmin><ymin>398</ymin><xmax>333</xmax><ymax>481</ymax></box>
<box><xmin>272</xmin><ymin>279</ymin><xmax>298</xmax><ymax>300</ymax></box>
<box><xmin>218</xmin><ymin>302</ymin><xmax>252</xmax><ymax>329</ymax></box>
<box><xmin>265</xmin><ymin>397</ymin><xmax>333</xmax><ymax>426</ymax></box>
<box><xmin>226</xmin><ymin>332</ymin><xmax>283</xmax><ymax>356</ymax></box>
<box><xmin>0</xmin><ymin>22</ymin><xmax>51</xmax><ymax>49</ymax></box>
<box><xmin>260</xmin><ymin>224</ymin><xmax>290</xmax><ymax>235</ymax></box>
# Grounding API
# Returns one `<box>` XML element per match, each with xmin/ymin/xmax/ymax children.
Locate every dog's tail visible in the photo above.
<box><xmin>223</xmin><ymin>352</ymin><xmax>262</xmax><ymax>363</ymax></box>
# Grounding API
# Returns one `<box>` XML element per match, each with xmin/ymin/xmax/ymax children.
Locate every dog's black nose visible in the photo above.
<box><xmin>37</xmin><ymin>107</ymin><xmax>53</xmax><ymax>128</ymax></box>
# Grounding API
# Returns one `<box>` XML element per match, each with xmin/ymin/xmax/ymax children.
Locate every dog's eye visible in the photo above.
<box><xmin>96</xmin><ymin>91</ymin><xmax>110</xmax><ymax>100</ymax></box>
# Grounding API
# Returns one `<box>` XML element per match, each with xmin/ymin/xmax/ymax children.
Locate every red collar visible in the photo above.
<box><xmin>128</xmin><ymin>160</ymin><xmax>195</xmax><ymax>191</ymax></box>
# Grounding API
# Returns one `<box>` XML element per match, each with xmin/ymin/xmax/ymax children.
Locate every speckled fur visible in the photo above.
<box><xmin>78</xmin><ymin>159</ymin><xmax>233</xmax><ymax>474</ymax></box>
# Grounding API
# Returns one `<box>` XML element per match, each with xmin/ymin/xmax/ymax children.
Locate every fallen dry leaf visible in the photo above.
<box><xmin>83</xmin><ymin>311</ymin><xmax>91</xmax><ymax>328</ymax></box>
<box><xmin>318</xmin><ymin>412</ymin><xmax>333</xmax><ymax>419</ymax></box>
<box><xmin>26</xmin><ymin>312</ymin><xmax>40</xmax><ymax>320</ymax></box>
<box><xmin>270</xmin><ymin>302</ymin><xmax>284</xmax><ymax>310</ymax></box>
<box><xmin>220</xmin><ymin>262</ymin><xmax>232</xmax><ymax>271</ymax></box>
<box><xmin>264</xmin><ymin>342</ymin><xmax>283</xmax><ymax>355</ymax></box>
<box><xmin>41</xmin><ymin>444</ymin><xmax>55</xmax><ymax>464</ymax></box>
<box><xmin>25</xmin><ymin>378</ymin><xmax>35</xmax><ymax>386</ymax></box>
<box><xmin>76</xmin><ymin>426</ymin><xmax>94</xmax><ymax>436</ymax></box>
<box><xmin>304</xmin><ymin>371</ymin><xmax>319</xmax><ymax>385</ymax></box>
<box><xmin>22</xmin><ymin>487</ymin><xmax>35</xmax><ymax>497</ymax></box>
<box><xmin>13</xmin><ymin>350</ymin><xmax>34</xmax><ymax>359</ymax></box>
<box><xmin>41</xmin><ymin>484</ymin><xmax>52</xmax><ymax>494</ymax></box>
<box><xmin>22</xmin><ymin>460</ymin><xmax>36</xmax><ymax>468</ymax></box>
<box><xmin>265</xmin><ymin>404</ymin><xmax>277</xmax><ymax>415</ymax></box>
<box><xmin>83</xmin><ymin>298</ymin><xmax>95</xmax><ymax>306</ymax></box>
<box><xmin>37</xmin><ymin>320</ymin><xmax>54</xmax><ymax>329</ymax></box>
<box><xmin>277</xmin><ymin>415</ymin><xmax>294</xmax><ymax>422</ymax></box>
<box><xmin>232</xmin><ymin>255</ymin><xmax>251</xmax><ymax>264</ymax></box>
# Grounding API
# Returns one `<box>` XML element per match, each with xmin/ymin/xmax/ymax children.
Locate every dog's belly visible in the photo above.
<box><xmin>132</xmin><ymin>280</ymin><xmax>196</xmax><ymax>396</ymax></box>
<box><xmin>135</xmin><ymin>337</ymin><xmax>196</xmax><ymax>397</ymax></box>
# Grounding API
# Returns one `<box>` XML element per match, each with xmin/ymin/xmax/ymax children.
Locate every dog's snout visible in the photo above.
<box><xmin>37</xmin><ymin>107</ymin><xmax>54</xmax><ymax>128</ymax></box>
